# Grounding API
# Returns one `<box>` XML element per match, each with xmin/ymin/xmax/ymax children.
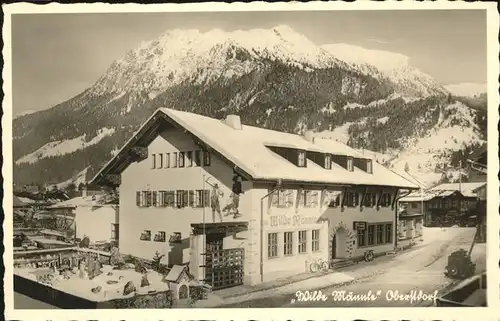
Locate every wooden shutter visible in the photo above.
<box><xmin>136</xmin><ymin>192</ymin><xmax>141</xmax><ymax>207</ymax></box>
<box><xmin>189</xmin><ymin>190</ymin><xmax>195</xmax><ymax>207</ymax></box>
<box><xmin>286</xmin><ymin>190</ymin><xmax>294</xmax><ymax>207</ymax></box>
<box><xmin>203</xmin><ymin>190</ymin><xmax>210</xmax><ymax>207</ymax></box>
<box><xmin>146</xmin><ymin>191</ymin><xmax>152</xmax><ymax>207</ymax></box>
<box><xmin>271</xmin><ymin>190</ymin><xmax>279</xmax><ymax>207</ymax></box>
<box><xmin>152</xmin><ymin>191</ymin><xmax>158</xmax><ymax>207</ymax></box>
<box><xmin>182</xmin><ymin>190</ymin><xmax>189</xmax><ymax>207</ymax></box>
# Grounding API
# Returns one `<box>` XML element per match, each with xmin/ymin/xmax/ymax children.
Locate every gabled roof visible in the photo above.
<box><xmin>91</xmin><ymin>108</ymin><xmax>418</xmax><ymax>189</ymax></box>
<box><xmin>48</xmin><ymin>194</ymin><xmax>117</xmax><ymax>209</ymax></box>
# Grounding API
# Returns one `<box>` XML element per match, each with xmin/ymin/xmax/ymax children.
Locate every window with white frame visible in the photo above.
<box><xmin>158</xmin><ymin>153</ymin><xmax>163</xmax><ymax>169</ymax></box>
<box><xmin>312</xmin><ymin>229</ymin><xmax>320</xmax><ymax>252</ymax></box>
<box><xmin>268</xmin><ymin>233</ymin><xmax>278</xmax><ymax>258</ymax></box>
<box><xmin>284</xmin><ymin>232</ymin><xmax>293</xmax><ymax>256</ymax></box>
<box><xmin>165</xmin><ymin>153</ymin><xmax>170</xmax><ymax>168</ymax></box>
<box><xmin>324</xmin><ymin>154</ymin><xmax>332</xmax><ymax>169</ymax></box>
<box><xmin>152</xmin><ymin>154</ymin><xmax>156</xmax><ymax>169</ymax></box>
<box><xmin>154</xmin><ymin>231</ymin><xmax>166</xmax><ymax>242</ymax></box>
<box><xmin>298</xmin><ymin>230</ymin><xmax>307</xmax><ymax>254</ymax></box>
<box><xmin>173</xmin><ymin>152</ymin><xmax>178</xmax><ymax>168</ymax></box>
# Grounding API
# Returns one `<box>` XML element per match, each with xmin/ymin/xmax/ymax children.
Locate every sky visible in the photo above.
<box><xmin>11</xmin><ymin>9</ymin><xmax>487</xmax><ymax>116</ymax></box>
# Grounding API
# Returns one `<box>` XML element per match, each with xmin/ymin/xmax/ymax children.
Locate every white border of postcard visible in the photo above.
<box><xmin>3</xmin><ymin>1</ymin><xmax>499</xmax><ymax>320</ymax></box>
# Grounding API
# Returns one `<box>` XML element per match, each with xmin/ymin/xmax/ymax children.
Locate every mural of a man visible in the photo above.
<box><xmin>210</xmin><ymin>183</ymin><xmax>224</xmax><ymax>223</ymax></box>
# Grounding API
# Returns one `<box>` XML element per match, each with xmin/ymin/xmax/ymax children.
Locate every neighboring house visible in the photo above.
<box><xmin>466</xmin><ymin>146</ymin><xmax>487</xmax><ymax>183</ymax></box>
<box><xmin>48</xmin><ymin>194</ymin><xmax>119</xmax><ymax>243</ymax></box>
<box><xmin>90</xmin><ymin>108</ymin><xmax>418</xmax><ymax>289</ymax></box>
<box><xmin>472</xmin><ymin>183</ymin><xmax>487</xmax><ymax>243</ymax></box>
<box><xmin>399</xmin><ymin>182</ymin><xmax>485</xmax><ymax>227</ymax></box>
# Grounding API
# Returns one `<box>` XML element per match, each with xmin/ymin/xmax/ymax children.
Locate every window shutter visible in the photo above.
<box><xmin>271</xmin><ymin>191</ymin><xmax>279</xmax><ymax>207</ymax></box>
<box><xmin>311</xmin><ymin>191</ymin><xmax>318</xmax><ymax>207</ymax></box>
<box><xmin>203</xmin><ymin>190</ymin><xmax>210</xmax><ymax>207</ymax></box>
<box><xmin>146</xmin><ymin>191</ymin><xmax>152</xmax><ymax>207</ymax></box>
<box><xmin>286</xmin><ymin>191</ymin><xmax>294</xmax><ymax>207</ymax></box>
<box><xmin>183</xmin><ymin>190</ymin><xmax>189</xmax><ymax>207</ymax></box>
<box><xmin>152</xmin><ymin>191</ymin><xmax>158</xmax><ymax>207</ymax></box>
<box><xmin>189</xmin><ymin>190</ymin><xmax>195</xmax><ymax>207</ymax></box>
<box><xmin>136</xmin><ymin>191</ymin><xmax>141</xmax><ymax>207</ymax></box>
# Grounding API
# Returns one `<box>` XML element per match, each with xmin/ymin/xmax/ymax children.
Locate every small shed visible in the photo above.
<box><xmin>163</xmin><ymin>265</ymin><xmax>196</xmax><ymax>300</ymax></box>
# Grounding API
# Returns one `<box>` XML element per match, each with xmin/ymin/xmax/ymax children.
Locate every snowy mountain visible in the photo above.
<box><xmin>12</xmin><ymin>25</ymin><xmax>486</xmax><ymax>188</ymax></box>
<box><xmin>444</xmin><ymin>82</ymin><xmax>487</xmax><ymax>98</ymax></box>
<box><xmin>321</xmin><ymin>43</ymin><xmax>449</xmax><ymax>98</ymax></box>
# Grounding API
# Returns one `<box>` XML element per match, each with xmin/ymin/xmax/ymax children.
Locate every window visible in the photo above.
<box><xmin>145</xmin><ymin>191</ymin><xmax>152</xmax><ymax>207</ymax></box>
<box><xmin>165</xmin><ymin>153</ymin><xmax>170</xmax><ymax>168</ymax></box>
<box><xmin>173</xmin><ymin>152</ymin><xmax>178</xmax><ymax>168</ymax></box>
<box><xmin>328</xmin><ymin>193</ymin><xmax>341</xmax><ymax>207</ymax></box>
<box><xmin>194</xmin><ymin>150</ymin><xmax>201</xmax><ymax>166</ymax></box>
<box><xmin>364</xmin><ymin>193</ymin><xmax>376</xmax><ymax>207</ymax></box>
<box><xmin>357</xmin><ymin>228</ymin><xmax>366</xmax><ymax>247</ymax></box>
<box><xmin>411</xmin><ymin>203</ymin><xmax>418</xmax><ymax>209</ymax></box>
<box><xmin>385</xmin><ymin>224</ymin><xmax>393</xmax><ymax>243</ymax></box>
<box><xmin>136</xmin><ymin>191</ymin><xmax>141</xmax><ymax>207</ymax></box>
<box><xmin>176</xmin><ymin>190</ymin><xmax>184</xmax><ymax>208</ymax></box>
<box><xmin>140</xmin><ymin>230</ymin><xmax>151</xmax><ymax>241</ymax></box>
<box><xmin>346</xmin><ymin>192</ymin><xmax>359</xmax><ymax>207</ymax></box>
<box><xmin>159</xmin><ymin>191</ymin><xmax>175</xmax><ymax>207</ymax></box>
<box><xmin>111</xmin><ymin>224</ymin><xmax>119</xmax><ymax>241</ymax></box>
<box><xmin>182</xmin><ymin>190</ymin><xmax>189</xmax><ymax>207</ymax></box>
<box><xmin>312</xmin><ymin>230</ymin><xmax>320</xmax><ymax>252</ymax></box>
<box><xmin>298</xmin><ymin>230</ymin><xmax>307</xmax><ymax>254</ymax></box>
<box><xmin>284</xmin><ymin>232</ymin><xmax>293</xmax><ymax>256</ymax></box>
<box><xmin>347</xmin><ymin>157</ymin><xmax>354</xmax><ymax>172</ymax></box>
<box><xmin>154</xmin><ymin>231</ymin><xmax>166</xmax><ymax>242</ymax></box>
<box><xmin>380</xmin><ymin>193</ymin><xmax>391</xmax><ymax>207</ymax></box>
<box><xmin>169</xmin><ymin>232</ymin><xmax>182</xmax><ymax>244</ymax></box>
<box><xmin>451</xmin><ymin>199</ymin><xmax>457</xmax><ymax>208</ymax></box>
<box><xmin>203</xmin><ymin>151</ymin><xmax>211</xmax><ymax>166</ymax></box>
<box><xmin>301</xmin><ymin>190</ymin><xmax>318</xmax><ymax>208</ymax></box>
<box><xmin>275</xmin><ymin>190</ymin><xmax>293</xmax><ymax>208</ymax></box>
<box><xmin>152</xmin><ymin>154</ymin><xmax>156</xmax><ymax>169</ymax></box>
<box><xmin>298</xmin><ymin>151</ymin><xmax>306</xmax><ymax>167</ymax></box>
<box><xmin>189</xmin><ymin>190</ymin><xmax>195</xmax><ymax>207</ymax></box>
<box><xmin>268</xmin><ymin>233</ymin><xmax>278</xmax><ymax>258</ymax></box>
<box><xmin>367</xmin><ymin>225</ymin><xmax>375</xmax><ymax>246</ymax></box>
<box><xmin>324</xmin><ymin>154</ymin><xmax>331</xmax><ymax>169</ymax></box>
<box><xmin>186</xmin><ymin>151</ymin><xmax>193</xmax><ymax>167</ymax></box>
<box><xmin>366</xmin><ymin>159</ymin><xmax>373</xmax><ymax>174</ymax></box>
<box><xmin>376</xmin><ymin>225</ymin><xmax>384</xmax><ymax>244</ymax></box>
<box><xmin>158</xmin><ymin>153</ymin><xmax>163</xmax><ymax>169</ymax></box>
<box><xmin>152</xmin><ymin>191</ymin><xmax>158</xmax><ymax>207</ymax></box>
<box><xmin>178</xmin><ymin>152</ymin><xmax>185</xmax><ymax>167</ymax></box>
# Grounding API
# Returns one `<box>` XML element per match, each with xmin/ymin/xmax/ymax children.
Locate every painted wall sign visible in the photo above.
<box><xmin>265</xmin><ymin>214</ymin><xmax>321</xmax><ymax>228</ymax></box>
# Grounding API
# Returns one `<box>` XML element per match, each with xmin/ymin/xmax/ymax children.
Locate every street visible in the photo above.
<box><xmin>220</xmin><ymin>227</ymin><xmax>485</xmax><ymax>308</ymax></box>
<box><xmin>13</xmin><ymin>227</ymin><xmax>485</xmax><ymax>309</ymax></box>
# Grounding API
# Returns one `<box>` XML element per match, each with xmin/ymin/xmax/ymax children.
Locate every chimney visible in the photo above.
<box><xmin>224</xmin><ymin>115</ymin><xmax>242</xmax><ymax>130</ymax></box>
<box><xmin>303</xmin><ymin>130</ymin><xmax>315</xmax><ymax>143</ymax></box>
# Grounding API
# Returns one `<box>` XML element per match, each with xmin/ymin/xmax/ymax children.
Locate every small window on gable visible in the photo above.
<box><xmin>173</xmin><ymin>152</ymin><xmax>178</xmax><ymax>168</ymax></box>
<box><xmin>298</xmin><ymin>151</ymin><xmax>306</xmax><ymax>167</ymax></box>
<box><xmin>347</xmin><ymin>157</ymin><xmax>354</xmax><ymax>172</ymax></box>
<box><xmin>324</xmin><ymin>154</ymin><xmax>331</xmax><ymax>169</ymax></box>
<box><xmin>366</xmin><ymin>159</ymin><xmax>373</xmax><ymax>174</ymax></box>
<box><xmin>158</xmin><ymin>153</ymin><xmax>163</xmax><ymax>169</ymax></box>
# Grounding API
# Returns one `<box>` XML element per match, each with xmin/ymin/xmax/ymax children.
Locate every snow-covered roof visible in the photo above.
<box><xmin>17</xmin><ymin>196</ymin><xmax>37</xmax><ymax>204</ymax></box>
<box><xmin>400</xmin><ymin>182</ymin><xmax>486</xmax><ymax>202</ymax></box>
<box><xmin>48</xmin><ymin>194</ymin><xmax>116</xmax><ymax>209</ymax></box>
<box><xmin>429</xmin><ymin>182</ymin><xmax>486</xmax><ymax>198</ymax></box>
<box><xmin>91</xmin><ymin>108</ymin><xmax>419</xmax><ymax>189</ymax></box>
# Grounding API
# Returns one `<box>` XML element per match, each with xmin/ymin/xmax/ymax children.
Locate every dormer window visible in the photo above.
<box><xmin>324</xmin><ymin>154</ymin><xmax>331</xmax><ymax>169</ymax></box>
<box><xmin>298</xmin><ymin>151</ymin><xmax>306</xmax><ymax>167</ymax></box>
<box><xmin>347</xmin><ymin>157</ymin><xmax>354</xmax><ymax>172</ymax></box>
<box><xmin>366</xmin><ymin>159</ymin><xmax>373</xmax><ymax>174</ymax></box>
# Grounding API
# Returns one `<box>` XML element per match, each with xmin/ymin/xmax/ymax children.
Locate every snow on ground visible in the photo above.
<box><xmin>16</xmin><ymin>128</ymin><xmax>116</xmax><ymax>165</ymax></box>
<box><xmin>343</xmin><ymin>102</ymin><xmax>366</xmax><ymax>110</ymax></box>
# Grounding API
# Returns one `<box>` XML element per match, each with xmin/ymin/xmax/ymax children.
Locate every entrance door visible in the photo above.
<box><xmin>331</xmin><ymin>234</ymin><xmax>337</xmax><ymax>260</ymax></box>
<box><xmin>204</xmin><ymin>232</ymin><xmax>244</xmax><ymax>290</ymax></box>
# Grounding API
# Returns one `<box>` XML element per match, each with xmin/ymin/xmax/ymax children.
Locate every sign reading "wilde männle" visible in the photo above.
<box><xmin>264</xmin><ymin>215</ymin><xmax>321</xmax><ymax>228</ymax></box>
